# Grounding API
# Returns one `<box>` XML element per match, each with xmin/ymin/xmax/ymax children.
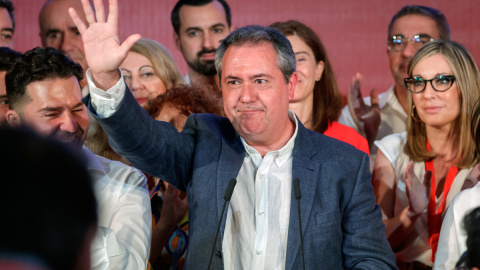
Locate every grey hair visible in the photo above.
<box><xmin>215</xmin><ymin>25</ymin><xmax>296</xmax><ymax>85</ymax></box>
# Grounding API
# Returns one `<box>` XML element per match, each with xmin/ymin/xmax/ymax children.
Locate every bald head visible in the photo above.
<box><xmin>39</xmin><ymin>0</ymin><xmax>89</xmax><ymax>86</ymax></box>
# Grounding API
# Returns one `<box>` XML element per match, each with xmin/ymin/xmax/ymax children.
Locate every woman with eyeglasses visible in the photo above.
<box><xmin>372</xmin><ymin>40</ymin><xmax>480</xmax><ymax>270</ymax></box>
<box><xmin>269</xmin><ymin>20</ymin><xmax>369</xmax><ymax>156</ymax></box>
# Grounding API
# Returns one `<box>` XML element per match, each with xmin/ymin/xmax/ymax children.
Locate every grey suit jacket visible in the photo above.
<box><xmin>85</xmin><ymin>89</ymin><xmax>397</xmax><ymax>269</ymax></box>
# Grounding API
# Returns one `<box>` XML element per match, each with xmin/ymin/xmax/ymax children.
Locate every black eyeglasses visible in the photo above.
<box><xmin>404</xmin><ymin>75</ymin><xmax>456</xmax><ymax>93</ymax></box>
<box><xmin>387</xmin><ymin>34</ymin><xmax>434</xmax><ymax>52</ymax></box>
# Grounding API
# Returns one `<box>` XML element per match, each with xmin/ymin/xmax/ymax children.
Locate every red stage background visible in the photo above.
<box><xmin>11</xmin><ymin>0</ymin><xmax>480</xmax><ymax>98</ymax></box>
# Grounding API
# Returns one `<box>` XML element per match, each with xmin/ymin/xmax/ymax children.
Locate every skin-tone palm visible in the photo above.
<box><xmin>68</xmin><ymin>0</ymin><xmax>140</xmax><ymax>90</ymax></box>
<box><xmin>347</xmin><ymin>73</ymin><xmax>380</xmax><ymax>149</ymax></box>
<box><xmin>404</xmin><ymin>161</ymin><xmax>432</xmax><ymax>218</ymax></box>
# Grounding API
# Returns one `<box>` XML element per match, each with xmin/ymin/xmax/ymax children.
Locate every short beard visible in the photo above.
<box><xmin>186</xmin><ymin>48</ymin><xmax>217</xmax><ymax>77</ymax></box>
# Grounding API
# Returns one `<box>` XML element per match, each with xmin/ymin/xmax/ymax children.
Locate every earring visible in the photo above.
<box><xmin>411</xmin><ymin>105</ymin><xmax>422</xmax><ymax>122</ymax></box>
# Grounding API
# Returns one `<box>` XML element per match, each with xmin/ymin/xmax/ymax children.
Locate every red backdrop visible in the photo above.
<box><xmin>12</xmin><ymin>0</ymin><xmax>480</xmax><ymax>98</ymax></box>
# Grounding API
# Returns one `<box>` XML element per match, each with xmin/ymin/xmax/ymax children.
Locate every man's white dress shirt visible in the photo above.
<box><xmin>83</xmin><ymin>146</ymin><xmax>151</xmax><ymax>269</ymax></box>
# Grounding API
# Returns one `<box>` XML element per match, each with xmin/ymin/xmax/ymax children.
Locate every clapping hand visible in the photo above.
<box><xmin>68</xmin><ymin>0</ymin><xmax>141</xmax><ymax>90</ymax></box>
<box><xmin>347</xmin><ymin>73</ymin><xmax>381</xmax><ymax>149</ymax></box>
<box><xmin>463</xmin><ymin>162</ymin><xmax>480</xmax><ymax>190</ymax></box>
<box><xmin>160</xmin><ymin>182</ymin><xmax>189</xmax><ymax>228</ymax></box>
<box><xmin>404</xmin><ymin>161</ymin><xmax>432</xmax><ymax>218</ymax></box>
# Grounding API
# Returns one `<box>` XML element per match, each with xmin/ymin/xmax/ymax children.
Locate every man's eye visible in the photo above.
<box><xmin>296</xmin><ymin>58</ymin><xmax>305</xmax><ymax>62</ymax></box>
<box><xmin>45</xmin><ymin>113</ymin><xmax>59</xmax><ymax>117</ymax></box>
<box><xmin>1</xmin><ymin>33</ymin><xmax>12</xmax><ymax>40</ymax></box>
<box><xmin>0</xmin><ymin>99</ymin><xmax>8</xmax><ymax>105</ymax></box>
<box><xmin>213</xmin><ymin>28</ymin><xmax>223</xmax><ymax>34</ymax></box>
<box><xmin>123</xmin><ymin>75</ymin><xmax>132</xmax><ymax>80</ymax></box>
<box><xmin>227</xmin><ymin>80</ymin><xmax>239</xmax><ymax>85</ymax></box>
<box><xmin>47</xmin><ymin>32</ymin><xmax>61</xmax><ymax>40</ymax></box>
<box><xmin>188</xmin><ymin>31</ymin><xmax>199</xmax><ymax>37</ymax></box>
<box><xmin>254</xmin><ymin>79</ymin><xmax>267</xmax><ymax>84</ymax></box>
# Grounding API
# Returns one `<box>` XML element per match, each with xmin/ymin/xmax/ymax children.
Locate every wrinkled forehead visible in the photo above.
<box><xmin>178</xmin><ymin>1</ymin><xmax>228</xmax><ymax>30</ymax></box>
<box><xmin>39</xmin><ymin>0</ymin><xmax>87</xmax><ymax>29</ymax></box>
<box><xmin>390</xmin><ymin>14</ymin><xmax>439</xmax><ymax>39</ymax></box>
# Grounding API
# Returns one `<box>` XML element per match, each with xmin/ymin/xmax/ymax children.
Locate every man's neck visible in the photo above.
<box><xmin>393</xmin><ymin>83</ymin><xmax>409</xmax><ymax>113</ymax></box>
<box><xmin>188</xmin><ymin>69</ymin><xmax>221</xmax><ymax>96</ymax></box>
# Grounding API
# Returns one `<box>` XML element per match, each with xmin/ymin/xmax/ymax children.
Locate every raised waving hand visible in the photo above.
<box><xmin>68</xmin><ymin>0</ymin><xmax>141</xmax><ymax>89</ymax></box>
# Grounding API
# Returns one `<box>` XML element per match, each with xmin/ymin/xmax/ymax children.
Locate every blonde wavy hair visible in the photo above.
<box><xmin>404</xmin><ymin>40</ymin><xmax>480</xmax><ymax>168</ymax></box>
<box><xmin>130</xmin><ymin>38</ymin><xmax>183</xmax><ymax>89</ymax></box>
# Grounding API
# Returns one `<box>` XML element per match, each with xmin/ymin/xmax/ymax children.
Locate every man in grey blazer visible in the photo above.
<box><xmin>71</xmin><ymin>0</ymin><xmax>396</xmax><ymax>268</ymax></box>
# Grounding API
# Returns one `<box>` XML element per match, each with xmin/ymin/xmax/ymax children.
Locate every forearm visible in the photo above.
<box><xmin>149</xmin><ymin>218</ymin><xmax>178</xmax><ymax>264</ymax></box>
<box><xmin>384</xmin><ymin>207</ymin><xmax>421</xmax><ymax>250</ymax></box>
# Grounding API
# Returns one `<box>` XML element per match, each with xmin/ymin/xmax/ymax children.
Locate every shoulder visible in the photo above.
<box><xmin>185</xmin><ymin>113</ymin><xmax>237</xmax><ymax>140</ymax></box>
<box><xmin>451</xmin><ymin>182</ymin><xmax>480</xmax><ymax>208</ymax></box>
<box><xmin>298</xmin><ymin>124</ymin><xmax>367</xmax><ymax>164</ymax></box>
<box><xmin>374</xmin><ymin>132</ymin><xmax>406</xmax><ymax>165</ymax></box>
<box><xmin>84</xmin><ymin>147</ymin><xmax>147</xmax><ymax>188</ymax></box>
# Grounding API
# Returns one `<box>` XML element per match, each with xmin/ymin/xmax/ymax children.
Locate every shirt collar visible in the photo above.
<box><xmin>241</xmin><ymin>111</ymin><xmax>298</xmax><ymax>168</ymax></box>
<box><xmin>82</xmin><ymin>145</ymin><xmax>106</xmax><ymax>175</ymax></box>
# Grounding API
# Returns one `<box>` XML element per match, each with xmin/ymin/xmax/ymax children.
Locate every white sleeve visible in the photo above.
<box><xmin>374</xmin><ymin>132</ymin><xmax>406</xmax><ymax>168</ymax></box>
<box><xmin>90</xmin><ymin>171</ymin><xmax>152</xmax><ymax>270</ymax></box>
<box><xmin>433</xmin><ymin>198</ymin><xmax>465</xmax><ymax>270</ymax></box>
<box><xmin>86</xmin><ymin>68</ymin><xmax>127</xmax><ymax>118</ymax></box>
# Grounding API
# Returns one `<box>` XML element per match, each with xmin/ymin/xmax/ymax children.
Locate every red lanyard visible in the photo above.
<box><xmin>425</xmin><ymin>141</ymin><xmax>459</xmax><ymax>263</ymax></box>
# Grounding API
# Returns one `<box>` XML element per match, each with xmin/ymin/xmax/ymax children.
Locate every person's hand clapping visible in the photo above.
<box><xmin>404</xmin><ymin>161</ymin><xmax>432</xmax><ymax>218</ymax></box>
<box><xmin>347</xmin><ymin>73</ymin><xmax>381</xmax><ymax>149</ymax></box>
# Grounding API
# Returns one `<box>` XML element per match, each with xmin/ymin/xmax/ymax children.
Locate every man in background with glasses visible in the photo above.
<box><xmin>339</xmin><ymin>5</ymin><xmax>450</xmax><ymax>168</ymax></box>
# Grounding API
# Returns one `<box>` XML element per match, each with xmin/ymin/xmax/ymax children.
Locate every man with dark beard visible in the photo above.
<box><xmin>171</xmin><ymin>0</ymin><xmax>232</xmax><ymax>97</ymax></box>
<box><xmin>5</xmin><ymin>47</ymin><xmax>152</xmax><ymax>270</ymax></box>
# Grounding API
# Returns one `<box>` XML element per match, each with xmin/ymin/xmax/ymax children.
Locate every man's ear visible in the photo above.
<box><xmin>174</xmin><ymin>32</ymin><xmax>181</xmax><ymax>51</ymax></box>
<box><xmin>6</xmin><ymin>110</ymin><xmax>21</xmax><ymax>127</ymax></box>
<box><xmin>288</xmin><ymin>72</ymin><xmax>298</xmax><ymax>101</ymax></box>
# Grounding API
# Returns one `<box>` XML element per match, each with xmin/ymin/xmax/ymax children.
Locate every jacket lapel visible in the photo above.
<box><xmin>286</xmin><ymin>124</ymin><xmax>321</xmax><ymax>270</ymax></box>
<box><xmin>216</xmin><ymin>129</ymin><xmax>245</xmax><ymax>240</ymax></box>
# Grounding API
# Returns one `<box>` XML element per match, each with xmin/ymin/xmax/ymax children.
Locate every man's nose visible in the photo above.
<box><xmin>60</xmin><ymin>112</ymin><xmax>77</xmax><ymax>133</ymax></box>
<box><xmin>240</xmin><ymin>83</ymin><xmax>256</xmax><ymax>103</ymax></box>
<box><xmin>402</xmin><ymin>40</ymin><xmax>416</xmax><ymax>58</ymax></box>
<box><xmin>202</xmin><ymin>32</ymin><xmax>214</xmax><ymax>49</ymax></box>
<box><xmin>59</xmin><ymin>34</ymin><xmax>77</xmax><ymax>53</ymax></box>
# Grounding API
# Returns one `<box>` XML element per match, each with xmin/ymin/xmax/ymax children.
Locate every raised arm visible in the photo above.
<box><xmin>68</xmin><ymin>0</ymin><xmax>140</xmax><ymax>90</ymax></box>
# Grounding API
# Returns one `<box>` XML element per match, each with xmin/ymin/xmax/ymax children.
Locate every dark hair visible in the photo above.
<box><xmin>461</xmin><ymin>207</ymin><xmax>480</xmax><ymax>268</ymax></box>
<box><xmin>0</xmin><ymin>46</ymin><xmax>21</xmax><ymax>71</ymax></box>
<box><xmin>6</xmin><ymin>47</ymin><xmax>84</xmax><ymax>112</ymax></box>
<box><xmin>0</xmin><ymin>127</ymin><xmax>96</xmax><ymax>270</ymax></box>
<box><xmin>215</xmin><ymin>25</ymin><xmax>296</xmax><ymax>85</ymax></box>
<box><xmin>270</xmin><ymin>20</ymin><xmax>343</xmax><ymax>133</ymax></box>
<box><xmin>0</xmin><ymin>0</ymin><xmax>15</xmax><ymax>32</ymax></box>
<box><xmin>388</xmin><ymin>5</ymin><xmax>450</xmax><ymax>41</ymax></box>
<box><xmin>144</xmin><ymin>84</ymin><xmax>223</xmax><ymax>119</ymax></box>
<box><xmin>171</xmin><ymin>0</ymin><xmax>231</xmax><ymax>35</ymax></box>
